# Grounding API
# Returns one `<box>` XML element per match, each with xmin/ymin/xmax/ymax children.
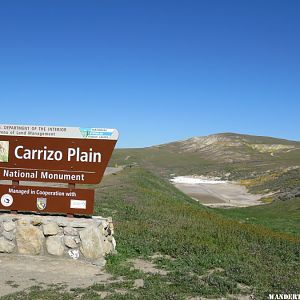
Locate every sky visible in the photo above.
<box><xmin>0</xmin><ymin>0</ymin><xmax>299</xmax><ymax>148</ymax></box>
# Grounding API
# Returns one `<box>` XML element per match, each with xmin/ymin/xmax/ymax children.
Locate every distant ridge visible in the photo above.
<box><xmin>111</xmin><ymin>132</ymin><xmax>300</xmax><ymax>201</ymax></box>
<box><xmin>152</xmin><ymin>132</ymin><xmax>300</xmax><ymax>163</ymax></box>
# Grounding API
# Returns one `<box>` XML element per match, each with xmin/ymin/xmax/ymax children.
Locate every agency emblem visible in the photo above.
<box><xmin>1</xmin><ymin>194</ymin><xmax>13</xmax><ymax>207</ymax></box>
<box><xmin>37</xmin><ymin>198</ymin><xmax>47</xmax><ymax>210</ymax></box>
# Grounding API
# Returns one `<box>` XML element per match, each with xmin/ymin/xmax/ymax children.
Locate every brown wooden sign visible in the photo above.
<box><xmin>0</xmin><ymin>184</ymin><xmax>94</xmax><ymax>215</ymax></box>
<box><xmin>0</xmin><ymin>125</ymin><xmax>119</xmax><ymax>184</ymax></box>
<box><xmin>0</xmin><ymin>125</ymin><xmax>119</xmax><ymax>215</ymax></box>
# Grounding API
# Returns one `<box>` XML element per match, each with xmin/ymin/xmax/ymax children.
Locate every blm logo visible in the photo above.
<box><xmin>0</xmin><ymin>141</ymin><xmax>9</xmax><ymax>163</ymax></box>
<box><xmin>37</xmin><ymin>198</ymin><xmax>47</xmax><ymax>210</ymax></box>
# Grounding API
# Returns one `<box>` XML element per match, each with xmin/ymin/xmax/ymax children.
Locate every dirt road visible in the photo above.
<box><xmin>0</xmin><ymin>254</ymin><xmax>114</xmax><ymax>297</ymax></box>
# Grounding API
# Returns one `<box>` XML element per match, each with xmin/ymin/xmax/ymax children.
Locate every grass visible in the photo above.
<box><xmin>216</xmin><ymin>197</ymin><xmax>300</xmax><ymax>237</ymax></box>
<box><xmin>2</xmin><ymin>167</ymin><xmax>300</xmax><ymax>299</ymax></box>
<box><xmin>95</xmin><ymin>168</ymin><xmax>300</xmax><ymax>298</ymax></box>
<box><xmin>1</xmin><ymin>286</ymin><xmax>74</xmax><ymax>300</ymax></box>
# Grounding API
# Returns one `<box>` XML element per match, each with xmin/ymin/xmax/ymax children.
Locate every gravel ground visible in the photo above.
<box><xmin>0</xmin><ymin>254</ymin><xmax>113</xmax><ymax>297</ymax></box>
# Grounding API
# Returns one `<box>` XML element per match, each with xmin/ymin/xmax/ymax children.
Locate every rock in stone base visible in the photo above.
<box><xmin>0</xmin><ymin>214</ymin><xmax>115</xmax><ymax>261</ymax></box>
<box><xmin>2</xmin><ymin>231</ymin><xmax>14</xmax><ymax>241</ymax></box>
<box><xmin>31</xmin><ymin>217</ymin><xmax>43</xmax><ymax>226</ymax></box>
<box><xmin>64</xmin><ymin>226</ymin><xmax>77</xmax><ymax>236</ymax></box>
<box><xmin>46</xmin><ymin>236</ymin><xmax>65</xmax><ymax>256</ymax></box>
<box><xmin>43</xmin><ymin>222</ymin><xmax>59</xmax><ymax>236</ymax></box>
<box><xmin>107</xmin><ymin>236</ymin><xmax>117</xmax><ymax>251</ymax></box>
<box><xmin>3</xmin><ymin>221</ymin><xmax>16</xmax><ymax>232</ymax></box>
<box><xmin>103</xmin><ymin>240</ymin><xmax>113</xmax><ymax>254</ymax></box>
<box><xmin>64</xmin><ymin>236</ymin><xmax>77</xmax><ymax>248</ymax></box>
<box><xmin>0</xmin><ymin>237</ymin><xmax>15</xmax><ymax>253</ymax></box>
<box><xmin>16</xmin><ymin>224</ymin><xmax>44</xmax><ymax>255</ymax></box>
<box><xmin>79</xmin><ymin>226</ymin><xmax>104</xmax><ymax>259</ymax></box>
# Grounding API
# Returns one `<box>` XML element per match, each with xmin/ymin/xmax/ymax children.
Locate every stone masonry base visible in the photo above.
<box><xmin>0</xmin><ymin>213</ymin><xmax>116</xmax><ymax>265</ymax></box>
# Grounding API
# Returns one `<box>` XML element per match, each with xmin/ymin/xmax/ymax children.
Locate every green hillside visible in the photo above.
<box><xmin>4</xmin><ymin>133</ymin><xmax>299</xmax><ymax>300</ymax></box>
<box><xmin>112</xmin><ymin>133</ymin><xmax>300</xmax><ymax>176</ymax></box>
<box><xmin>111</xmin><ymin>133</ymin><xmax>300</xmax><ymax>200</ymax></box>
<box><xmin>5</xmin><ymin>167</ymin><xmax>298</xmax><ymax>300</ymax></box>
<box><xmin>95</xmin><ymin>168</ymin><xmax>300</xmax><ymax>299</ymax></box>
<box><xmin>216</xmin><ymin>197</ymin><xmax>300</xmax><ymax>236</ymax></box>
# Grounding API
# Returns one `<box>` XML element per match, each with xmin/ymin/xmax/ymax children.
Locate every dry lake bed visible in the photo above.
<box><xmin>171</xmin><ymin>176</ymin><xmax>263</xmax><ymax>208</ymax></box>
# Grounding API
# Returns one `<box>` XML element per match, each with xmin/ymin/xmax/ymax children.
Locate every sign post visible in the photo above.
<box><xmin>0</xmin><ymin>125</ymin><xmax>119</xmax><ymax>216</ymax></box>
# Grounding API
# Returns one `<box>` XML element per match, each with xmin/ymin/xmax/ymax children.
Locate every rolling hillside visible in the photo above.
<box><xmin>5</xmin><ymin>135</ymin><xmax>299</xmax><ymax>300</ymax></box>
<box><xmin>4</xmin><ymin>168</ymin><xmax>299</xmax><ymax>300</ymax></box>
<box><xmin>111</xmin><ymin>133</ymin><xmax>300</xmax><ymax>201</ymax></box>
<box><xmin>155</xmin><ymin>133</ymin><xmax>300</xmax><ymax>163</ymax></box>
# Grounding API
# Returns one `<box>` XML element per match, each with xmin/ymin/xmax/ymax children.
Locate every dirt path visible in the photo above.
<box><xmin>172</xmin><ymin>176</ymin><xmax>263</xmax><ymax>208</ymax></box>
<box><xmin>104</xmin><ymin>166</ymin><xmax>124</xmax><ymax>176</ymax></box>
<box><xmin>0</xmin><ymin>254</ymin><xmax>114</xmax><ymax>297</ymax></box>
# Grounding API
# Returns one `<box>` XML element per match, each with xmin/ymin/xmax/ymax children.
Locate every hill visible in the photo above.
<box><xmin>95</xmin><ymin>168</ymin><xmax>300</xmax><ymax>299</ymax></box>
<box><xmin>111</xmin><ymin>133</ymin><xmax>300</xmax><ymax>201</ymax></box>
<box><xmin>4</xmin><ymin>134</ymin><xmax>299</xmax><ymax>299</ymax></box>
<box><xmin>155</xmin><ymin>132</ymin><xmax>300</xmax><ymax>163</ymax></box>
<box><xmin>7</xmin><ymin>168</ymin><xmax>298</xmax><ymax>299</ymax></box>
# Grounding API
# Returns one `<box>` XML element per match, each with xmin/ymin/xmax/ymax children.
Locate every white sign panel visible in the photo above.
<box><xmin>0</xmin><ymin>125</ymin><xmax>119</xmax><ymax>140</ymax></box>
<box><xmin>70</xmin><ymin>199</ymin><xmax>87</xmax><ymax>209</ymax></box>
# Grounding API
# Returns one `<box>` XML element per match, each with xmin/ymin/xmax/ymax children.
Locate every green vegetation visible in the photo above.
<box><xmin>5</xmin><ymin>167</ymin><xmax>299</xmax><ymax>300</ymax></box>
<box><xmin>96</xmin><ymin>168</ymin><xmax>300</xmax><ymax>299</ymax></box>
<box><xmin>216</xmin><ymin>197</ymin><xmax>300</xmax><ymax>236</ymax></box>
<box><xmin>111</xmin><ymin>134</ymin><xmax>300</xmax><ymax>199</ymax></box>
<box><xmin>111</xmin><ymin>133</ymin><xmax>300</xmax><ymax>174</ymax></box>
<box><xmin>241</xmin><ymin>168</ymin><xmax>300</xmax><ymax>201</ymax></box>
<box><xmin>2</xmin><ymin>133</ymin><xmax>299</xmax><ymax>299</ymax></box>
<box><xmin>1</xmin><ymin>285</ymin><xmax>74</xmax><ymax>300</ymax></box>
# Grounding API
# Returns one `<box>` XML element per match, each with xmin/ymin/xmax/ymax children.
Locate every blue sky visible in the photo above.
<box><xmin>0</xmin><ymin>1</ymin><xmax>299</xmax><ymax>147</ymax></box>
